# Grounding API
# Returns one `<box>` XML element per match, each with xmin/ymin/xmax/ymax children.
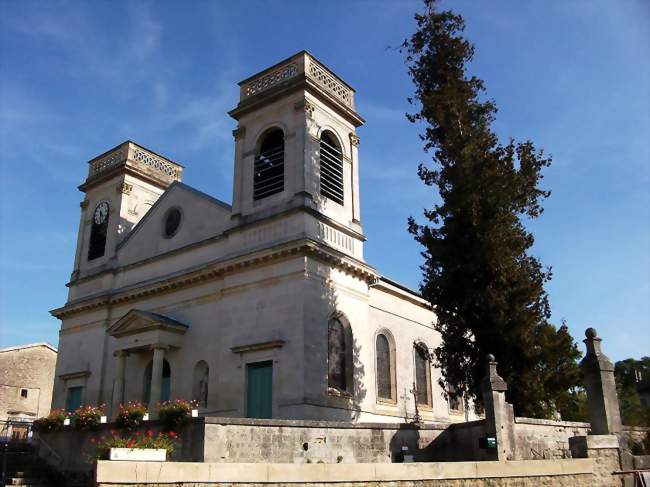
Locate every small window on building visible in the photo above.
<box><xmin>414</xmin><ymin>343</ymin><xmax>432</xmax><ymax>407</ymax></box>
<box><xmin>65</xmin><ymin>386</ymin><xmax>83</xmax><ymax>413</ymax></box>
<box><xmin>163</xmin><ymin>207</ymin><xmax>182</xmax><ymax>238</ymax></box>
<box><xmin>253</xmin><ymin>129</ymin><xmax>284</xmax><ymax>200</ymax></box>
<box><xmin>448</xmin><ymin>384</ymin><xmax>464</xmax><ymax>412</ymax></box>
<box><xmin>20</xmin><ymin>389</ymin><xmax>28</xmax><ymax>398</ymax></box>
<box><xmin>319</xmin><ymin>131</ymin><xmax>344</xmax><ymax>205</ymax></box>
<box><xmin>88</xmin><ymin>201</ymin><xmax>109</xmax><ymax>260</ymax></box>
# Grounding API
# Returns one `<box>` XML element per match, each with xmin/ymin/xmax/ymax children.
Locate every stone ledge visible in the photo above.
<box><xmin>96</xmin><ymin>459</ymin><xmax>594</xmax><ymax>484</ymax></box>
<box><xmin>204</xmin><ymin>416</ymin><xmax>450</xmax><ymax>430</ymax></box>
<box><xmin>514</xmin><ymin>416</ymin><xmax>591</xmax><ymax>428</ymax></box>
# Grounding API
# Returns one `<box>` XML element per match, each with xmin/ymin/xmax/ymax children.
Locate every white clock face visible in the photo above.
<box><xmin>93</xmin><ymin>201</ymin><xmax>109</xmax><ymax>225</ymax></box>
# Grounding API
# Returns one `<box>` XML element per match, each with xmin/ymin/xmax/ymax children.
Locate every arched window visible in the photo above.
<box><xmin>319</xmin><ymin>131</ymin><xmax>344</xmax><ymax>205</ymax></box>
<box><xmin>376</xmin><ymin>333</ymin><xmax>395</xmax><ymax>401</ymax></box>
<box><xmin>328</xmin><ymin>316</ymin><xmax>353</xmax><ymax>393</ymax></box>
<box><xmin>254</xmin><ymin>128</ymin><xmax>284</xmax><ymax>200</ymax></box>
<box><xmin>88</xmin><ymin>201</ymin><xmax>109</xmax><ymax>260</ymax></box>
<box><xmin>143</xmin><ymin>359</ymin><xmax>171</xmax><ymax>405</ymax></box>
<box><xmin>192</xmin><ymin>360</ymin><xmax>209</xmax><ymax>408</ymax></box>
<box><xmin>414</xmin><ymin>343</ymin><xmax>432</xmax><ymax>407</ymax></box>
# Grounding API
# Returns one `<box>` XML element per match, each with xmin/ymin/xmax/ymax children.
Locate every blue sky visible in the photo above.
<box><xmin>0</xmin><ymin>1</ymin><xmax>648</xmax><ymax>362</ymax></box>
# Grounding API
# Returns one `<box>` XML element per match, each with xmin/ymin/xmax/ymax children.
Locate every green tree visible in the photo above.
<box><xmin>403</xmin><ymin>0</ymin><xmax>582</xmax><ymax>417</ymax></box>
<box><xmin>615</xmin><ymin>357</ymin><xmax>650</xmax><ymax>427</ymax></box>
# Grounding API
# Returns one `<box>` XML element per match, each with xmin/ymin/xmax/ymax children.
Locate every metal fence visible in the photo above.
<box><xmin>0</xmin><ymin>420</ymin><xmax>34</xmax><ymax>444</ymax></box>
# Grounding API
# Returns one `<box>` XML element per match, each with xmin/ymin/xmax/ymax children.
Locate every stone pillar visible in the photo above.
<box><xmin>111</xmin><ymin>350</ymin><xmax>127</xmax><ymax>418</ymax></box>
<box><xmin>580</xmin><ymin>328</ymin><xmax>622</xmax><ymax>435</ymax></box>
<box><xmin>481</xmin><ymin>354</ymin><xmax>515</xmax><ymax>461</ymax></box>
<box><xmin>149</xmin><ymin>345</ymin><xmax>166</xmax><ymax>418</ymax></box>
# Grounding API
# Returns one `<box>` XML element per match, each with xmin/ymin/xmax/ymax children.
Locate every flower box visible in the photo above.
<box><xmin>109</xmin><ymin>447</ymin><xmax>166</xmax><ymax>462</ymax></box>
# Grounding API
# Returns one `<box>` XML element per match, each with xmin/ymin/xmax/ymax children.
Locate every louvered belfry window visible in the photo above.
<box><xmin>254</xmin><ymin>129</ymin><xmax>284</xmax><ymax>200</ymax></box>
<box><xmin>319</xmin><ymin>131</ymin><xmax>344</xmax><ymax>205</ymax></box>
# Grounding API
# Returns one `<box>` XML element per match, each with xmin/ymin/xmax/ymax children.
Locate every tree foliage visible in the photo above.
<box><xmin>615</xmin><ymin>357</ymin><xmax>650</xmax><ymax>427</ymax></box>
<box><xmin>403</xmin><ymin>0</ymin><xmax>582</xmax><ymax>417</ymax></box>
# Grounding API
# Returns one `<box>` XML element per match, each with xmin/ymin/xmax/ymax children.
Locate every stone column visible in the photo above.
<box><xmin>149</xmin><ymin>345</ymin><xmax>166</xmax><ymax>418</ymax></box>
<box><xmin>111</xmin><ymin>350</ymin><xmax>127</xmax><ymax>418</ymax></box>
<box><xmin>481</xmin><ymin>354</ymin><xmax>515</xmax><ymax>461</ymax></box>
<box><xmin>580</xmin><ymin>328</ymin><xmax>622</xmax><ymax>435</ymax></box>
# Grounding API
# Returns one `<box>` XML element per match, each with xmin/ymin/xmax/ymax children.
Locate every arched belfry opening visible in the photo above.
<box><xmin>319</xmin><ymin>130</ymin><xmax>344</xmax><ymax>205</ymax></box>
<box><xmin>253</xmin><ymin>128</ymin><xmax>285</xmax><ymax>200</ymax></box>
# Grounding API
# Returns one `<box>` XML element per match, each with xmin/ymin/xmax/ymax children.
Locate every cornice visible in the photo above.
<box><xmin>51</xmin><ymin>239</ymin><xmax>377</xmax><ymax>320</ymax></box>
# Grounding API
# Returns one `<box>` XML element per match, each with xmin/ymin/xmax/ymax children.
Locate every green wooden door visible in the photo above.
<box><xmin>246</xmin><ymin>361</ymin><xmax>272</xmax><ymax>419</ymax></box>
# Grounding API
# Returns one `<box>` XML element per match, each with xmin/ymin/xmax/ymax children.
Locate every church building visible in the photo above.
<box><xmin>51</xmin><ymin>52</ymin><xmax>466</xmax><ymax>423</ymax></box>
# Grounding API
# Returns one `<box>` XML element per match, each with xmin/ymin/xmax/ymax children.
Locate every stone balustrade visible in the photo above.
<box><xmin>85</xmin><ymin>141</ymin><xmax>183</xmax><ymax>185</ymax></box>
<box><xmin>239</xmin><ymin>51</ymin><xmax>355</xmax><ymax>109</ymax></box>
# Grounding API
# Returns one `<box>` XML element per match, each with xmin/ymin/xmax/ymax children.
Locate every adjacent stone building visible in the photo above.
<box><xmin>50</xmin><ymin>51</ymin><xmax>473</xmax><ymax>424</ymax></box>
<box><xmin>0</xmin><ymin>342</ymin><xmax>57</xmax><ymax>421</ymax></box>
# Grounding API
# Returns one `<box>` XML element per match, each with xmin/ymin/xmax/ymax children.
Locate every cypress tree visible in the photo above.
<box><xmin>403</xmin><ymin>0</ymin><xmax>582</xmax><ymax>417</ymax></box>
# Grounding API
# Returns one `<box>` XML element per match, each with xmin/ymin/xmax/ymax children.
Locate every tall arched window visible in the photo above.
<box><xmin>143</xmin><ymin>359</ymin><xmax>171</xmax><ymax>405</ymax></box>
<box><xmin>328</xmin><ymin>316</ymin><xmax>352</xmax><ymax>393</ymax></box>
<box><xmin>319</xmin><ymin>131</ymin><xmax>344</xmax><ymax>205</ymax></box>
<box><xmin>88</xmin><ymin>201</ymin><xmax>109</xmax><ymax>260</ymax></box>
<box><xmin>254</xmin><ymin>128</ymin><xmax>284</xmax><ymax>200</ymax></box>
<box><xmin>414</xmin><ymin>343</ymin><xmax>432</xmax><ymax>407</ymax></box>
<box><xmin>192</xmin><ymin>360</ymin><xmax>209</xmax><ymax>408</ymax></box>
<box><xmin>376</xmin><ymin>333</ymin><xmax>395</xmax><ymax>401</ymax></box>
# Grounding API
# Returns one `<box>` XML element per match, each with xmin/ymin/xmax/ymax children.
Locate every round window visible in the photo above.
<box><xmin>164</xmin><ymin>207</ymin><xmax>182</xmax><ymax>238</ymax></box>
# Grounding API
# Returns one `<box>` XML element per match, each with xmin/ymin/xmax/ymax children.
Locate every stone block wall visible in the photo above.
<box><xmin>203</xmin><ymin>417</ymin><xmax>449</xmax><ymax>464</ymax></box>
<box><xmin>512</xmin><ymin>417</ymin><xmax>591</xmax><ymax>460</ymax></box>
<box><xmin>0</xmin><ymin>343</ymin><xmax>56</xmax><ymax>421</ymax></box>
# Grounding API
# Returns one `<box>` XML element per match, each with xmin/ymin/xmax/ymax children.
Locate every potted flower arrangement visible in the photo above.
<box><xmin>72</xmin><ymin>404</ymin><xmax>105</xmax><ymax>430</ymax></box>
<box><xmin>115</xmin><ymin>401</ymin><xmax>148</xmax><ymax>430</ymax></box>
<box><xmin>92</xmin><ymin>429</ymin><xmax>179</xmax><ymax>461</ymax></box>
<box><xmin>33</xmin><ymin>409</ymin><xmax>67</xmax><ymax>432</ymax></box>
<box><xmin>158</xmin><ymin>399</ymin><xmax>198</xmax><ymax>429</ymax></box>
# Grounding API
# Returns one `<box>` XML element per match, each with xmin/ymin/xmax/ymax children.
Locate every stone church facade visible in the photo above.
<box><xmin>51</xmin><ymin>51</ymin><xmax>468</xmax><ymax>424</ymax></box>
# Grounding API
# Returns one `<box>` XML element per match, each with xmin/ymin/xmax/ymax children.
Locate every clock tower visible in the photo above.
<box><xmin>71</xmin><ymin>141</ymin><xmax>183</xmax><ymax>282</ymax></box>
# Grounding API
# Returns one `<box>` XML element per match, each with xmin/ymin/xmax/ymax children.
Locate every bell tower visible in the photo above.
<box><xmin>228</xmin><ymin>51</ymin><xmax>366</xmax><ymax>258</ymax></box>
<box><xmin>71</xmin><ymin>141</ymin><xmax>183</xmax><ymax>281</ymax></box>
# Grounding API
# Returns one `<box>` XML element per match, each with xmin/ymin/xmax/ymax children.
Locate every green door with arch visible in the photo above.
<box><xmin>246</xmin><ymin>361</ymin><xmax>272</xmax><ymax>419</ymax></box>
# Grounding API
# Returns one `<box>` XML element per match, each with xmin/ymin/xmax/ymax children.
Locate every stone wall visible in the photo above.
<box><xmin>95</xmin><ymin>458</ymin><xmax>596</xmax><ymax>486</ymax></box>
<box><xmin>512</xmin><ymin>417</ymin><xmax>591</xmax><ymax>460</ymax></box>
<box><xmin>37</xmin><ymin>419</ymin><xmax>204</xmax><ymax>474</ymax></box>
<box><xmin>204</xmin><ymin>417</ymin><xmax>449</xmax><ymax>464</ymax></box>
<box><xmin>0</xmin><ymin>343</ymin><xmax>57</xmax><ymax>421</ymax></box>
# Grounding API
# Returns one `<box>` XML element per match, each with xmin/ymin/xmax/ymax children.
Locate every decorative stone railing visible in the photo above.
<box><xmin>239</xmin><ymin>52</ymin><xmax>354</xmax><ymax>109</ymax></box>
<box><xmin>86</xmin><ymin>141</ymin><xmax>182</xmax><ymax>184</ymax></box>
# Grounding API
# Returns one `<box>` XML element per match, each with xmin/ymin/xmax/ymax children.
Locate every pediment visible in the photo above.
<box><xmin>117</xmin><ymin>181</ymin><xmax>232</xmax><ymax>266</ymax></box>
<box><xmin>107</xmin><ymin>309</ymin><xmax>188</xmax><ymax>338</ymax></box>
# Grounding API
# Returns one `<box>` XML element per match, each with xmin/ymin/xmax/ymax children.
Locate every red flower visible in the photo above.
<box><xmin>127</xmin><ymin>441</ymin><xmax>135</xmax><ymax>448</ymax></box>
<box><xmin>147</xmin><ymin>430</ymin><xmax>153</xmax><ymax>437</ymax></box>
<box><xmin>169</xmin><ymin>431</ymin><xmax>177</xmax><ymax>438</ymax></box>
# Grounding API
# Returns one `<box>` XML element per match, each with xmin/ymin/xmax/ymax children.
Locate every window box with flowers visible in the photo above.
<box><xmin>92</xmin><ymin>429</ymin><xmax>179</xmax><ymax>462</ymax></box>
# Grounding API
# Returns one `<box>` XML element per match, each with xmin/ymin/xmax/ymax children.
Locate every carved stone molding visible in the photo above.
<box><xmin>116</xmin><ymin>182</ymin><xmax>133</xmax><ymax>195</ymax></box>
<box><xmin>294</xmin><ymin>99</ymin><xmax>315</xmax><ymax>118</ymax></box>
<box><xmin>232</xmin><ymin>126</ymin><xmax>246</xmax><ymax>140</ymax></box>
<box><xmin>349</xmin><ymin>133</ymin><xmax>360</xmax><ymax>147</ymax></box>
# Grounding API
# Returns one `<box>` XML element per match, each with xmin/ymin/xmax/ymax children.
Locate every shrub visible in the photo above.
<box><xmin>92</xmin><ymin>429</ymin><xmax>179</xmax><ymax>459</ymax></box>
<box><xmin>115</xmin><ymin>401</ymin><xmax>148</xmax><ymax>430</ymax></box>
<box><xmin>33</xmin><ymin>410</ymin><xmax>67</xmax><ymax>432</ymax></box>
<box><xmin>72</xmin><ymin>404</ymin><xmax>104</xmax><ymax>430</ymax></box>
<box><xmin>158</xmin><ymin>399</ymin><xmax>196</xmax><ymax>428</ymax></box>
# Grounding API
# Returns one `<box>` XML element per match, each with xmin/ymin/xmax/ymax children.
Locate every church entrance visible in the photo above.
<box><xmin>246</xmin><ymin>361</ymin><xmax>272</xmax><ymax>419</ymax></box>
<box><xmin>143</xmin><ymin>359</ymin><xmax>171</xmax><ymax>405</ymax></box>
